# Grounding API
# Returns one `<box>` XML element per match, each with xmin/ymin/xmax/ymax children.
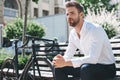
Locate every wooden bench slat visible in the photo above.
<box><xmin>29</xmin><ymin>70</ymin><xmax>53</xmax><ymax>77</ymax></box>
<box><xmin>110</xmin><ymin>39</ymin><xmax>120</xmax><ymax>79</ymax></box>
<box><xmin>113</xmin><ymin>50</ymin><xmax>120</xmax><ymax>54</ymax></box>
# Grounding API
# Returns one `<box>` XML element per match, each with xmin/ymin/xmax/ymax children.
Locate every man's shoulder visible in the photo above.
<box><xmin>85</xmin><ymin>20</ymin><xmax>99</xmax><ymax>26</ymax></box>
<box><xmin>85</xmin><ymin>21</ymin><xmax>102</xmax><ymax>30</ymax></box>
<box><xmin>84</xmin><ymin>21</ymin><xmax>106</xmax><ymax>36</ymax></box>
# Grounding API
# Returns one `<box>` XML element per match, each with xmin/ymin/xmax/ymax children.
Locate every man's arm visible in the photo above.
<box><xmin>52</xmin><ymin>54</ymin><xmax>73</xmax><ymax>68</ymax></box>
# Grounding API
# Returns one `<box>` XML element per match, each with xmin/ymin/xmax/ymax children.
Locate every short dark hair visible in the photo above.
<box><xmin>65</xmin><ymin>1</ymin><xmax>84</xmax><ymax>13</ymax></box>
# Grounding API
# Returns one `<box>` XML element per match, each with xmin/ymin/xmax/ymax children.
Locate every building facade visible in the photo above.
<box><xmin>0</xmin><ymin>0</ymin><xmax>74</xmax><ymax>25</ymax></box>
<box><xmin>0</xmin><ymin>0</ymin><xmax>119</xmax><ymax>43</ymax></box>
<box><xmin>0</xmin><ymin>0</ymin><xmax>4</xmax><ymax>47</ymax></box>
<box><xmin>0</xmin><ymin>0</ymin><xmax>72</xmax><ymax>44</ymax></box>
<box><xmin>0</xmin><ymin>0</ymin><xmax>4</xmax><ymax>24</ymax></box>
<box><xmin>0</xmin><ymin>0</ymin><xmax>120</xmax><ymax>25</ymax></box>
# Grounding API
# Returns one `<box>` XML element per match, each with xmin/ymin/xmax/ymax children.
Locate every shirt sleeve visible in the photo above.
<box><xmin>71</xmin><ymin>27</ymin><xmax>106</xmax><ymax>68</ymax></box>
<box><xmin>63</xmin><ymin>32</ymin><xmax>77</xmax><ymax>61</ymax></box>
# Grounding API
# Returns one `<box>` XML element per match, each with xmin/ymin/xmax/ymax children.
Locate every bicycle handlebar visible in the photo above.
<box><xmin>25</xmin><ymin>35</ymin><xmax>54</xmax><ymax>42</ymax></box>
<box><xmin>25</xmin><ymin>35</ymin><xmax>55</xmax><ymax>51</ymax></box>
<box><xmin>14</xmin><ymin>35</ymin><xmax>55</xmax><ymax>51</ymax></box>
<box><xmin>14</xmin><ymin>36</ymin><xmax>29</xmax><ymax>49</ymax></box>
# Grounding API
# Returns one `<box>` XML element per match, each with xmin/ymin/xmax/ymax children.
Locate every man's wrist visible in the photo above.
<box><xmin>65</xmin><ymin>60</ymin><xmax>73</xmax><ymax>67</ymax></box>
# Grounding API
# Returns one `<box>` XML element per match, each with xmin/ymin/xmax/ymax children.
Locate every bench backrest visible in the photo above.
<box><xmin>110</xmin><ymin>39</ymin><xmax>120</xmax><ymax>77</ymax></box>
<box><xmin>30</xmin><ymin>41</ymin><xmax>68</xmax><ymax>79</ymax></box>
<box><xmin>32</xmin><ymin>39</ymin><xmax>120</xmax><ymax>78</ymax></box>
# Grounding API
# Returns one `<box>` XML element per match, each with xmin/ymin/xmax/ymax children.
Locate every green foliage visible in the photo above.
<box><xmin>4</xmin><ymin>18</ymin><xmax>23</xmax><ymax>39</ymax></box>
<box><xmin>27</xmin><ymin>21</ymin><xmax>45</xmax><ymax>37</ymax></box>
<box><xmin>85</xmin><ymin>8</ymin><xmax>119</xmax><ymax>39</ymax></box>
<box><xmin>0</xmin><ymin>51</ymin><xmax>30</xmax><ymax>70</ymax></box>
<box><xmin>18</xmin><ymin>55</ymin><xmax>30</xmax><ymax>69</ymax></box>
<box><xmin>77</xmin><ymin>0</ymin><xmax>118</xmax><ymax>15</ymax></box>
<box><xmin>102</xmin><ymin>23</ymin><xmax>117</xmax><ymax>39</ymax></box>
<box><xmin>0</xmin><ymin>53</ymin><xmax>13</xmax><ymax>67</ymax></box>
<box><xmin>0</xmin><ymin>48</ymin><xmax>14</xmax><ymax>68</ymax></box>
<box><xmin>32</xmin><ymin>0</ymin><xmax>39</xmax><ymax>4</ymax></box>
<box><xmin>4</xmin><ymin>18</ymin><xmax>45</xmax><ymax>39</ymax></box>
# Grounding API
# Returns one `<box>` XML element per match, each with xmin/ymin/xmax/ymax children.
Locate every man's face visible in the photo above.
<box><xmin>66</xmin><ymin>7</ymin><xmax>80</xmax><ymax>27</ymax></box>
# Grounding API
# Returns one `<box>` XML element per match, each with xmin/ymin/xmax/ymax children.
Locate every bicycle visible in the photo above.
<box><xmin>0</xmin><ymin>36</ymin><xmax>31</xmax><ymax>80</ymax></box>
<box><xmin>0</xmin><ymin>35</ymin><xmax>56</xmax><ymax>80</ymax></box>
<box><xmin>17</xmin><ymin>35</ymin><xmax>55</xmax><ymax>80</ymax></box>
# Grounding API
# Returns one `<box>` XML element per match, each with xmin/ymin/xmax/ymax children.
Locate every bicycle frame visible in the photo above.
<box><xmin>18</xmin><ymin>35</ymin><xmax>55</xmax><ymax>80</ymax></box>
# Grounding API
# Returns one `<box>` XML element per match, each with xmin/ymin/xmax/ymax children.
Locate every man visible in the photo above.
<box><xmin>52</xmin><ymin>1</ymin><xmax>116</xmax><ymax>80</ymax></box>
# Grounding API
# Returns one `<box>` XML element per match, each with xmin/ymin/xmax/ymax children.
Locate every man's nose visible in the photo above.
<box><xmin>67</xmin><ymin>15</ymin><xmax>72</xmax><ymax>20</ymax></box>
<box><xmin>67</xmin><ymin>14</ymin><xmax>71</xmax><ymax>19</ymax></box>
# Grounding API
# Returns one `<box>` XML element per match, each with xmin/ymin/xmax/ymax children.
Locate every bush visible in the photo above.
<box><xmin>27</xmin><ymin>21</ymin><xmax>45</xmax><ymax>38</ymax></box>
<box><xmin>4</xmin><ymin>18</ymin><xmax>45</xmax><ymax>39</ymax></box>
<box><xmin>85</xmin><ymin>8</ymin><xmax>120</xmax><ymax>39</ymax></box>
<box><xmin>0</xmin><ymin>48</ymin><xmax>30</xmax><ymax>69</ymax></box>
<box><xmin>77</xmin><ymin>0</ymin><xmax>118</xmax><ymax>16</ymax></box>
<box><xmin>0</xmin><ymin>52</ymin><xmax>14</xmax><ymax>68</ymax></box>
<box><xmin>102</xmin><ymin>22</ymin><xmax>117</xmax><ymax>39</ymax></box>
<box><xmin>0</xmin><ymin>54</ymin><xmax>30</xmax><ymax>70</ymax></box>
<box><xmin>18</xmin><ymin>55</ymin><xmax>30</xmax><ymax>69</ymax></box>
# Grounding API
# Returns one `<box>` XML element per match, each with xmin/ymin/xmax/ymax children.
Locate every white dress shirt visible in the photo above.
<box><xmin>64</xmin><ymin>21</ymin><xmax>115</xmax><ymax>68</ymax></box>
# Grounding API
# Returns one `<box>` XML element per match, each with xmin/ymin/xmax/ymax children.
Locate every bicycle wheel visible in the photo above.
<box><xmin>19</xmin><ymin>59</ymin><xmax>37</xmax><ymax>80</ymax></box>
<box><xmin>0</xmin><ymin>58</ymin><xmax>17</xmax><ymax>80</ymax></box>
<box><xmin>19</xmin><ymin>57</ymin><xmax>54</xmax><ymax>80</ymax></box>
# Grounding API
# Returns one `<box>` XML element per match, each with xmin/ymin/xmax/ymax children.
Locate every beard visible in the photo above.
<box><xmin>68</xmin><ymin>16</ymin><xmax>80</xmax><ymax>27</ymax></box>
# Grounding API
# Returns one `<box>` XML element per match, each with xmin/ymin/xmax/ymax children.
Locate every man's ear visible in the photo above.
<box><xmin>80</xmin><ymin>12</ymin><xmax>84</xmax><ymax>18</ymax></box>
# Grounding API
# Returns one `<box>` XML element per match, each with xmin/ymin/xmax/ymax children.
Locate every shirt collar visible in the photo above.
<box><xmin>80</xmin><ymin>21</ymin><xmax>87</xmax><ymax>37</ymax></box>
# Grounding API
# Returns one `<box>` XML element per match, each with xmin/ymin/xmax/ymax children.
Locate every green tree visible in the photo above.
<box><xmin>77</xmin><ymin>0</ymin><xmax>118</xmax><ymax>15</ymax></box>
<box><xmin>32</xmin><ymin>0</ymin><xmax>39</xmax><ymax>3</ymax></box>
<box><xmin>4</xmin><ymin>18</ymin><xmax>45</xmax><ymax>39</ymax></box>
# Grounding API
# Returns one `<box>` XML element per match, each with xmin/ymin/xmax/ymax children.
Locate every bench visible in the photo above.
<box><xmin>109</xmin><ymin>39</ymin><xmax>120</xmax><ymax>80</ymax></box>
<box><xmin>33</xmin><ymin>38</ymin><xmax>120</xmax><ymax>80</ymax></box>
<box><xmin>2</xmin><ymin>38</ymin><xmax>119</xmax><ymax>80</ymax></box>
<box><xmin>32</xmin><ymin>42</ymin><xmax>68</xmax><ymax>80</ymax></box>
<box><xmin>1</xmin><ymin>39</ymin><xmax>120</xmax><ymax>80</ymax></box>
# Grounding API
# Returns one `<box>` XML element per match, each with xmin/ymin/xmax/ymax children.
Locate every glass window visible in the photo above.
<box><xmin>4</xmin><ymin>0</ymin><xmax>18</xmax><ymax>17</ymax></box>
<box><xmin>4</xmin><ymin>8</ymin><xmax>18</xmax><ymax>17</ymax></box>
<box><xmin>34</xmin><ymin>8</ymin><xmax>38</xmax><ymax>17</ymax></box>
<box><xmin>42</xmin><ymin>10</ymin><xmax>49</xmax><ymax>16</ymax></box>
<box><xmin>4</xmin><ymin>0</ymin><xmax>18</xmax><ymax>9</ymax></box>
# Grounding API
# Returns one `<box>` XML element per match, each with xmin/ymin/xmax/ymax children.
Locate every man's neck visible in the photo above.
<box><xmin>75</xmin><ymin>20</ymin><xmax>84</xmax><ymax>34</ymax></box>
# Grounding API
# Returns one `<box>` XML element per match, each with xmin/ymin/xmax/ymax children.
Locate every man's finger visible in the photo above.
<box><xmin>56</xmin><ymin>54</ymin><xmax>63</xmax><ymax>58</ymax></box>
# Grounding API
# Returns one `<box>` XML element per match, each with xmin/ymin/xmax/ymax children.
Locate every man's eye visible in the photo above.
<box><xmin>71</xmin><ymin>12</ymin><xmax>74</xmax><ymax>14</ymax></box>
<box><xmin>66</xmin><ymin>14</ymin><xmax>69</xmax><ymax>16</ymax></box>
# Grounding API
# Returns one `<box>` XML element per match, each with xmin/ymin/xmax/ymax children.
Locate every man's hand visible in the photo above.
<box><xmin>52</xmin><ymin>54</ymin><xmax>73</xmax><ymax>68</ymax></box>
<box><xmin>52</xmin><ymin>54</ymin><xmax>66</xmax><ymax>68</ymax></box>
